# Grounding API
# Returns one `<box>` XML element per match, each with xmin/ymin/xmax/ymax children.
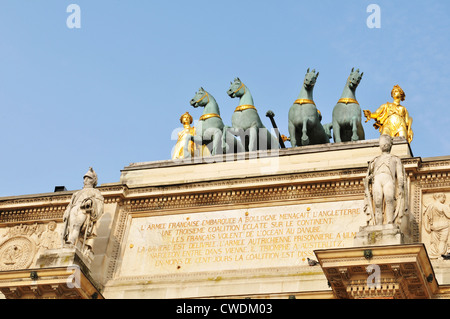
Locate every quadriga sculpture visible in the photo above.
<box><xmin>189</xmin><ymin>87</ymin><xmax>242</xmax><ymax>156</ymax></box>
<box><xmin>329</xmin><ymin>68</ymin><xmax>365</xmax><ymax>143</ymax></box>
<box><xmin>287</xmin><ymin>68</ymin><xmax>330</xmax><ymax>147</ymax></box>
<box><xmin>226</xmin><ymin>78</ymin><xmax>279</xmax><ymax>152</ymax></box>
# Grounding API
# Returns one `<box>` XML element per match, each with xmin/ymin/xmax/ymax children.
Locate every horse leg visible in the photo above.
<box><xmin>204</xmin><ymin>128</ymin><xmax>223</xmax><ymax>155</ymax></box>
<box><xmin>212</xmin><ymin>128</ymin><xmax>223</xmax><ymax>155</ymax></box>
<box><xmin>316</xmin><ymin>123</ymin><xmax>331</xmax><ymax>144</ymax></box>
<box><xmin>248</xmin><ymin>126</ymin><xmax>258</xmax><ymax>152</ymax></box>
<box><xmin>259</xmin><ymin>128</ymin><xmax>277</xmax><ymax>150</ymax></box>
<box><xmin>221</xmin><ymin>128</ymin><xmax>231</xmax><ymax>154</ymax></box>
<box><xmin>323</xmin><ymin>123</ymin><xmax>332</xmax><ymax>140</ymax></box>
<box><xmin>332</xmin><ymin>119</ymin><xmax>342</xmax><ymax>143</ymax></box>
<box><xmin>288</xmin><ymin>120</ymin><xmax>297</xmax><ymax>147</ymax></box>
<box><xmin>301</xmin><ymin>118</ymin><xmax>309</xmax><ymax>146</ymax></box>
<box><xmin>351</xmin><ymin>116</ymin><xmax>359</xmax><ymax>141</ymax></box>
<box><xmin>233</xmin><ymin>133</ymin><xmax>244</xmax><ymax>153</ymax></box>
<box><xmin>183</xmin><ymin>134</ymin><xmax>195</xmax><ymax>158</ymax></box>
<box><xmin>357</xmin><ymin>120</ymin><xmax>365</xmax><ymax>140</ymax></box>
<box><xmin>221</xmin><ymin>126</ymin><xmax>228</xmax><ymax>153</ymax></box>
<box><xmin>223</xmin><ymin>125</ymin><xmax>245</xmax><ymax>153</ymax></box>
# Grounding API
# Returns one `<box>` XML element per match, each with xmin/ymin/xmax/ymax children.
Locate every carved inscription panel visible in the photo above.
<box><xmin>119</xmin><ymin>200</ymin><xmax>365</xmax><ymax>277</ymax></box>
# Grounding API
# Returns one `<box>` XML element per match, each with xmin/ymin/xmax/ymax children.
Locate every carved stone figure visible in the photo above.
<box><xmin>62</xmin><ymin>167</ymin><xmax>104</xmax><ymax>257</ymax></box>
<box><xmin>364</xmin><ymin>84</ymin><xmax>413</xmax><ymax>143</ymax></box>
<box><xmin>423</xmin><ymin>193</ymin><xmax>450</xmax><ymax>259</ymax></box>
<box><xmin>40</xmin><ymin>221</ymin><xmax>60</xmax><ymax>250</ymax></box>
<box><xmin>363</xmin><ymin>134</ymin><xmax>407</xmax><ymax>226</ymax></box>
<box><xmin>328</xmin><ymin>68</ymin><xmax>365</xmax><ymax>143</ymax></box>
<box><xmin>172</xmin><ymin>112</ymin><xmax>210</xmax><ymax>159</ymax></box>
<box><xmin>287</xmin><ymin>68</ymin><xmax>330</xmax><ymax>147</ymax></box>
<box><xmin>0</xmin><ymin>223</ymin><xmax>45</xmax><ymax>270</ymax></box>
<box><xmin>0</xmin><ymin>237</ymin><xmax>34</xmax><ymax>270</ymax></box>
<box><xmin>226</xmin><ymin>78</ymin><xmax>279</xmax><ymax>152</ymax></box>
<box><xmin>189</xmin><ymin>88</ymin><xmax>241</xmax><ymax>156</ymax></box>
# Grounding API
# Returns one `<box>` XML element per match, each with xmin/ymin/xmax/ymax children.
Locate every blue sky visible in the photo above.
<box><xmin>0</xmin><ymin>0</ymin><xmax>449</xmax><ymax>196</ymax></box>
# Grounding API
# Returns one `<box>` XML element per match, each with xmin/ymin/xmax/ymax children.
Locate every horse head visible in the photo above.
<box><xmin>190</xmin><ymin>87</ymin><xmax>210</xmax><ymax>108</ymax></box>
<box><xmin>303</xmin><ymin>68</ymin><xmax>319</xmax><ymax>89</ymax></box>
<box><xmin>347</xmin><ymin>67</ymin><xmax>364</xmax><ymax>90</ymax></box>
<box><xmin>227</xmin><ymin>77</ymin><xmax>245</xmax><ymax>98</ymax></box>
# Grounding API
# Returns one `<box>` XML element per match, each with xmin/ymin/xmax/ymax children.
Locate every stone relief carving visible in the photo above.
<box><xmin>423</xmin><ymin>193</ymin><xmax>450</xmax><ymax>259</ymax></box>
<box><xmin>39</xmin><ymin>221</ymin><xmax>61</xmax><ymax>250</ymax></box>
<box><xmin>0</xmin><ymin>221</ymin><xmax>62</xmax><ymax>271</ymax></box>
<box><xmin>0</xmin><ymin>237</ymin><xmax>35</xmax><ymax>270</ymax></box>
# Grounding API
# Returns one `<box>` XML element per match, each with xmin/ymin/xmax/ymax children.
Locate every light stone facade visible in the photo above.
<box><xmin>1</xmin><ymin>138</ymin><xmax>450</xmax><ymax>298</ymax></box>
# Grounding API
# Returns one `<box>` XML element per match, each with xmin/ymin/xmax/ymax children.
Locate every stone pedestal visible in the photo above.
<box><xmin>36</xmin><ymin>247</ymin><xmax>78</xmax><ymax>268</ymax></box>
<box><xmin>315</xmin><ymin>244</ymin><xmax>439</xmax><ymax>299</ymax></box>
<box><xmin>0</xmin><ymin>247</ymin><xmax>105</xmax><ymax>299</ymax></box>
<box><xmin>36</xmin><ymin>246</ymin><xmax>93</xmax><ymax>269</ymax></box>
<box><xmin>35</xmin><ymin>246</ymin><xmax>98</xmax><ymax>289</ymax></box>
<box><xmin>354</xmin><ymin>224</ymin><xmax>405</xmax><ymax>247</ymax></box>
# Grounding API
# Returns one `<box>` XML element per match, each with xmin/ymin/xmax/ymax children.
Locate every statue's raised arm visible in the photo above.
<box><xmin>363</xmin><ymin>85</ymin><xmax>413</xmax><ymax>143</ymax></box>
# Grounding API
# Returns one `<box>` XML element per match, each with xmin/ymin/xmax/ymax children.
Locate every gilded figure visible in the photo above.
<box><xmin>363</xmin><ymin>85</ymin><xmax>413</xmax><ymax>143</ymax></box>
<box><xmin>172</xmin><ymin>112</ymin><xmax>210</xmax><ymax>159</ymax></box>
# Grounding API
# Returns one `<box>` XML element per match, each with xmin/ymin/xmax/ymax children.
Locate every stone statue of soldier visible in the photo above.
<box><xmin>363</xmin><ymin>134</ymin><xmax>407</xmax><ymax>226</ymax></box>
<box><xmin>62</xmin><ymin>167</ymin><xmax>104</xmax><ymax>257</ymax></box>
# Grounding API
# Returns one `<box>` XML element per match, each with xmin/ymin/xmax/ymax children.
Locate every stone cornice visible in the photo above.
<box><xmin>0</xmin><ymin>144</ymin><xmax>448</xmax><ymax>224</ymax></box>
<box><xmin>123</xmin><ymin>138</ymin><xmax>412</xmax><ymax>172</ymax></box>
<box><xmin>124</xmin><ymin>168</ymin><xmax>367</xmax><ymax>214</ymax></box>
<box><xmin>0</xmin><ymin>184</ymin><xmax>126</xmax><ymax>225</ymax></box>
